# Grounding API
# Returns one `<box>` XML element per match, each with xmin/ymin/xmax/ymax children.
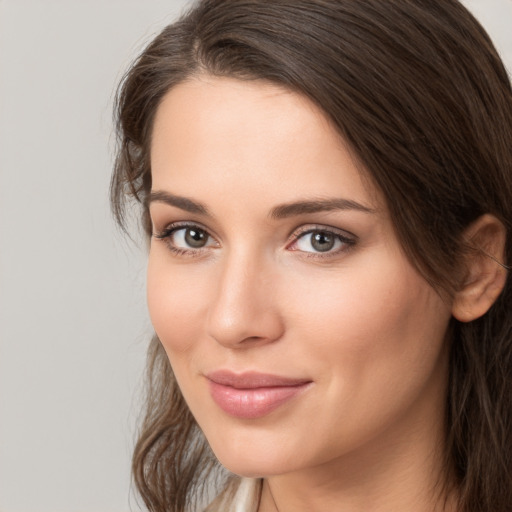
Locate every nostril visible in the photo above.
<box><xmin>206</xmin><ymin>303</ymin><xmax>285</xmax><ymax>349</ymax></box>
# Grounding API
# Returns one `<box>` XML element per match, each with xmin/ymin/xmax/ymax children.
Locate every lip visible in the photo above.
<box><xmin>206</xmin><ymin>370</ymin><xmax>312</xmax><ymax>419</ymax></box>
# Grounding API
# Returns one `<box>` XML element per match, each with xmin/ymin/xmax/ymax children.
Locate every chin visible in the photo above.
<box><xmin>207</xmin><ymin>438</ymin><xmax>295</xmax><ymax>479</ymax></box>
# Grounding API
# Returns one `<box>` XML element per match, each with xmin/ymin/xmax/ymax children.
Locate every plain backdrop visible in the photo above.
<box><xmin>0</xmin><ymin>1</ymin><xmax>511</xmax><ymax>511</ymax></box>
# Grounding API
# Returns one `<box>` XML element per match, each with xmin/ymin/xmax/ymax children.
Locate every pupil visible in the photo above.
<box><xmin>311</xmin><ymin>232</ymin><xmax>335</xmax><ymax>252</ymax></box>
<box><xmin>185</xmin><ymin>228</ymin><xmax>207</xmax><ymax>248</ymax></box>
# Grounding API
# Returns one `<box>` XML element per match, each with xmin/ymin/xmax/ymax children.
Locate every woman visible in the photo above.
<box><xmin>111</xmin><ymin>1</ymin><xmax>512</xmax><ymax>511</ymax></box>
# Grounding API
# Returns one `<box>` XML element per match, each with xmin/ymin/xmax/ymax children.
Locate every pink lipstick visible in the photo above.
<box><xmin>206</xmin><ymin>370</ymin><xmax>312</xmax><ymax>419</ymax></box>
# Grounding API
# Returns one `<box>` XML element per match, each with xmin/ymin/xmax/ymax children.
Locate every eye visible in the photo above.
<box><xmin>153</xmin><ymin>223</ymin><xmax>219</xmax><ymax>254</ymax></box>
<box><xmin>289</xmin><ymin>227</ymin><xmax>356</xmax><ymax>255</ymax></box>
<box><xmin>173</xmin><ymin>226</ymin><xmax>211</xmax><ymax>249</ymax></box>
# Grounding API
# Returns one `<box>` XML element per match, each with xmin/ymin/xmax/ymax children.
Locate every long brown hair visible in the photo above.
<box><xmin>111</xmin><ymin>1</ymin><xmax>512</xmax><ymax>510</ymax></box>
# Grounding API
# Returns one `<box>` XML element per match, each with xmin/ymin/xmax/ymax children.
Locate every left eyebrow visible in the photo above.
<box><xmin>270</xmin><ymin>198</ymin><xmax>376</xmax><ymax>219</ymax></box>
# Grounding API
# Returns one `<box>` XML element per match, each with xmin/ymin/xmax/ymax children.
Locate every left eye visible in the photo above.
<box><xmin>293</xmin><ymin>230</ymin><xmax>348</xmax><ymax>253</ymax></box>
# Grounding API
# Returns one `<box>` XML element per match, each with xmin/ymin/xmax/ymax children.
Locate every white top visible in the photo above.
<box><xmin>206</xmin><ymin>478</ymin><xmax>260</xmax><ymax>512</ymax></box>
<box><xmin>232</xmin><ymin>478</ymin><xmax>260</xmax><ymax>512</ymax></box>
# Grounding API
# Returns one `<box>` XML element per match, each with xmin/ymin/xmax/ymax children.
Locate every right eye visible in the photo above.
<box><xmin>154</xmin><ymin>223</ymin><xmax>219</xmax><ymax>254</ymax></box>
<box><xmin>172</xmin><ymin>226</ymin><xmax>211</xmax><ymax>248</ymax></box>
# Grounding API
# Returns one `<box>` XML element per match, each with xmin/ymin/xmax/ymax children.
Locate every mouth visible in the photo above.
<box><xmin>206</xmin><ymin>370</ymin><xmax>313</xmax><ymax>419</ymax></box>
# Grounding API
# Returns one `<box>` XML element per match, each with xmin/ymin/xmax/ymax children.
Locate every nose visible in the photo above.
<box><xmin>206</xmin><ymin>251</ymin><xmax>285</xmax><ymax>348</ymax></box>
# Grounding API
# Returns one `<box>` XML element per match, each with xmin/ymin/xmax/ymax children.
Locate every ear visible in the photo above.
<box><xmin>452</xmin><ymin>214</ymin><xmax>507</xmax><ymax>323</ymax></box>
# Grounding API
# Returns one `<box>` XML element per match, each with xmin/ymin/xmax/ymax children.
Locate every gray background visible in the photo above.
<box><xmin>0</xmin><ymin>1</ymin><xmax>511</xmax><ymax>511</ymax></box>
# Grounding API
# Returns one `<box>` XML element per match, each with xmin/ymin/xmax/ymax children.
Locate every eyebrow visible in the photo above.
<box><xmin>149</xmin><ymin>191</ymin><xmax>210</xmax><ymax>216</ymax></box>
<box><xmin>270</xmin><ymin>198</ymin><xmax>376</xmax><ymax>219</ymax></box>
<box><xmin>149</xmin><ymin>191</ymin><xmax>375</xmax><ymax>219</ymax></box>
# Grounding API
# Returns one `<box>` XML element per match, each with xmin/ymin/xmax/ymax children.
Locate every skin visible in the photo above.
<box><xmin>147</xmin><ymin>76</ymin><xmax>457</xmax><ymax>512</ymax></box>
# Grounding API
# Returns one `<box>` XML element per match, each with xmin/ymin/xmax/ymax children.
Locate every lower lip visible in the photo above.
<box><xmin>208</xmin><ymin>381</ymin><xmax>311</xmax><ymax>419</ymax></box>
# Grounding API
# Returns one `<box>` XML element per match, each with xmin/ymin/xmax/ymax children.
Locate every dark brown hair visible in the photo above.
<box><xmin>111</xmin><ymin>1</ymin><xmax>512</xmax><ymax>511</ymax></box>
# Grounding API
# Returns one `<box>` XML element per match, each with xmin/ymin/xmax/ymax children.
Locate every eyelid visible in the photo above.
<box><xmin>287</xmin><ymin>224</ymin><xmax>357</xmax><ymax>243</ymax></box>
<box><xmin>153</xmin><ymin>220</ymin><xmax>216</xmax><ymax>240</ymax></box>
<box><xmin>286</xmin><ymin>224</ymin><xmax>357</xmax><ymax>256</ymax></box>
<box><xmin>153</xmin><ymin>221</ymin><xmax>220</xmax><ymax>256</ymax></box>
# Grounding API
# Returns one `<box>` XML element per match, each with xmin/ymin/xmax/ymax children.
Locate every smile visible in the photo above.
<box><xmin>206</xmin><ymin>371</ymin><xmax>312</xmax><ymax>419</ymax></box>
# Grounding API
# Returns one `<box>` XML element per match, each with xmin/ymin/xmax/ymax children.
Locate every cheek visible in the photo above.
<box><xmin>283</xmin><ymin>254</ymin><xmax>451</xmax><ymax>398</ymax></box>
<box><xmin>272</xmin><ymin>259</ymin><xmax>451</xmax><ymax>458</ymax></box>
<box><xmin>146</xmin><ymin>251</ymin><xmax>212</xmax><ymax>354</ymax></box>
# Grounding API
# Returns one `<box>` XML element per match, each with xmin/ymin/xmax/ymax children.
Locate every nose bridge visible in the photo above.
<box><xmin>206</xmin><ymin>245</ymin><xmax>283</xmax><ymax>347</ymax></box>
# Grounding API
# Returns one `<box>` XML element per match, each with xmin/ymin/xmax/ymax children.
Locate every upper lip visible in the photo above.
<box><xmin>206</xmin><ymin>370</ymin><xmax>312</xmax><ymax>389</ymax></box>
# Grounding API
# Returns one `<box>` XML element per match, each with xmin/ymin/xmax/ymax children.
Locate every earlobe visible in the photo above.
<box><xmin>452</xmin><ymin>214</ymin><xmax>508</xmax><ymax>323</ymax></box>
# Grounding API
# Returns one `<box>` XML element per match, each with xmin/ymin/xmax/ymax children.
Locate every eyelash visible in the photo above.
<box><xmin>153</xmin><ymin>222</ymin><xmax>357</xmax><ymax>259</ymax></box>
<box><xmin>286</xmin><ymin>225</ymin><xmax>357</xmax><ymax>259</ymax></box>
<box><xmin>153</xmin><ymin>222</ymin><xmax>216</xmax><ymax>258</ymax></box>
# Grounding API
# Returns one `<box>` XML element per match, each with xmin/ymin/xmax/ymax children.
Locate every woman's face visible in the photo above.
<box><xmin>148</xmin><ymin>76</ymin><xmax>453</xmax><ymax>478</ymax></box>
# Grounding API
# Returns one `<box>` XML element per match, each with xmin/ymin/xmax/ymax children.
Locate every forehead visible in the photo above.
<box><xmin>150</xmin><ymin>76</ymin><xmax>382</xmax><ymax>211</ymax></box>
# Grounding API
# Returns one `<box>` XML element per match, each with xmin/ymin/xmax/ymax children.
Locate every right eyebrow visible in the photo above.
<box><xmin>148</xmin><ymin>190</ymin><xmax>210</xmax><ymax>216</ymax></box>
